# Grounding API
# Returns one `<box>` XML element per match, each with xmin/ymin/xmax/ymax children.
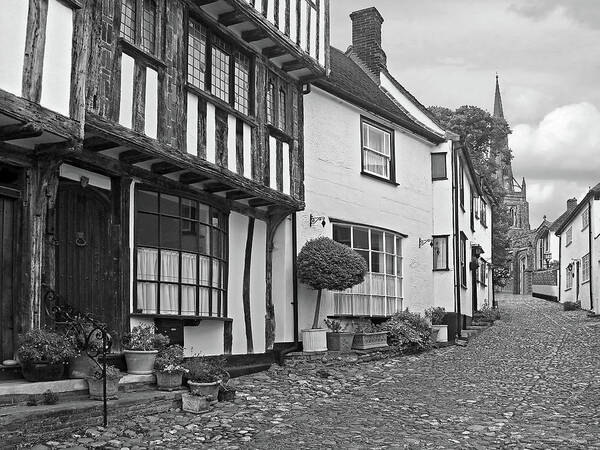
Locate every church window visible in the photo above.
<box><xmin>431</xmin><ymin>153</ymin><xmax>447</xmax><ymax>180</ymax></box>
<box><xmin>582</xmin><ymin>207</ymin><xmax>590</xmax><ymax>230</ymax></box>
<box><xmin>361</xmin><ymin>118</ymin><xmax>395</xmax><ymax>182</ymax></box>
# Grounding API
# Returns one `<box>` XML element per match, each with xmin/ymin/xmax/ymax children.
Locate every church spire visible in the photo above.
<box><xmin>493</xmin><ymin>74</ymin><xmax>504</xmax><ymax>119</ymax></box>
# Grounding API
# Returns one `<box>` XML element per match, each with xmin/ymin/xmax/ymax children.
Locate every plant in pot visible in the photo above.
<box><xmin>122</xmin><ymin>324</ymin><xmax>170</xmax><ymax>375</ymax></box>
<box><xmin>324</xmin><ymin>319</ymin><xmax>354</xmax><ymax>352</ymax></box>
<box><xmin>297</xmin><ymin>237</ymin><xmax>368</xmax><ymax>352</ymax></box>
<box><xmin>182</xmin><ymin>357</ymin><xmax>230</xmax><ymax>413</ymax></box>
<box><xmin>154</xmin><ymin>345</ymin><xmax>188</xmax><ymax>391</ymax></box>
<box><xmin>64</xmin><ymin>317</ymin><xmax>111</xmax><ymax>379</ymax></box>
<box><xmin>16</xmin><ymin>329</ymin><xmax>78</xmax><ymax>382</ymax></box>
<box><xmin>425</xmin><ymin>307</ymin><xmax>448</xmax><ymax>343</ymax></box>
<box><xmin>86</xmin><ymin>365</ymin><xmax>123</xmax><ymax>400</ymax></box>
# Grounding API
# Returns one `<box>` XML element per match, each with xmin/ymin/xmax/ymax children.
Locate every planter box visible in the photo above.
<box><xmin>352</xmin><ymin>332</ymin><xmax>388</xmax><ymax>350</ymax></box>
<box><xmin>156</xmin><ymin>371</ymin><xmax>183</xmax><ymax>391</ymax></box>
<box><xmin>326</xmin><ymin>332</ymin><xmax>355</xmax><ymax>352</ymax></box>
<box><xmin>87</xmin><ymin>376</ymin><xmax>121</xmax><ymax>400</ymax></box>
<box><xmin>432</xmin><ymin>325</ymin><xmax>448</xmax><ymax>343</ymax></box>
<box><xmin>21</xmin><ymin>362</ymin><xmax>65</xmax><ymax>382</ymax></box>
<box><xmin>301</xmin><ymin>328</ymin><xmax>327</xmax><ymax>352</ymax></box>
<box><xmin>182</xmin><ymin>393</ymin><xmax>212</xmax><ymax>414</ymax></box>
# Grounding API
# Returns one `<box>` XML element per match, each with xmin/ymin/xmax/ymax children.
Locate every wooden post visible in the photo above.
<box><xmin>22</xmin><ymin>0</ymin><xmax>49</xmax><ymax>103</ymax></box>
<box><xmin>242</xmin><ymin>217</ymin><xmax>255</xmax><ymax>353</ymax></box>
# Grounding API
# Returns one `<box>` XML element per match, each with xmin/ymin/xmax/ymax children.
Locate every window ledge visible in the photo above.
<box><xmin>433</xmin><ymin>268</ymin><xmax>451</xmax><ymax>272</ymax></box>
<box><xmin>131</xmin><ymin>313</ymin><xmax>233</xmax><ymax>322</ymax></box>
<box><xmin>360</xmin><ymin>171</ymin><xmax>399</xmax><ymax>186</ymax></box>
<box><xmin>267</xmin><ymin>124</ymin><xmax>293</xmax><ymax>143</ymax></box>
<box><xmin>565</xmin><ymin>287</ymin><xmax>572</xmax><ymax>292</ymax></box>
<box><xmin>120</xmin><ymin>38</ymin><xmax>166</xmax><ymax>69</ymax></box>
<box><xmin>565</xmin><ymin>242</ymin><xmax>573</xmax><ymax>247</ymax></box>
<box><xmin>185</xmin><ymin>83</ymin><xmax>257</xmax><ymax>127</ymax></box>
<box><xmin>432</xmin><ymin>177</ymin><xmax>448</xmax><ymax>181</ymax></box>
<box><xmin>582</xmin><ymin>280</ymin><xmax>590</xmax><ymax>285</ymax></box>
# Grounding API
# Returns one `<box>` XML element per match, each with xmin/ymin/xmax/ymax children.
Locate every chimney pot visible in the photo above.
<box><xmin>350</xmin><ymin>7</ymin><xmax>387</xmax><ymax>81</ymax></box>
<box><xmin>567</xmin><ymin>198</ymin><xmax>578</xmax><ymax>210</ymax></box>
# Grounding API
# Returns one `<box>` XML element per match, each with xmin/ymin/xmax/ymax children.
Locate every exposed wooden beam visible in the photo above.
<box><xmin>191</xmin><ymin>0</ymin><xmax>220</xmax><ymax>6</ymax></box>
<box><xmin>83</xmin><ymin>136</ymin><xmax>120</xmax><ymax>152</ymax></box>
<box><xmin>203</xmin><ymin>182</ymin><xmax>233</xmax><ymax>193</ymax></box>
<box><xmin>262</xmin><ymin>45</ymin><xmax>288</xmax><ymax>59</ymax></box>
<box><xmin>119</xmin><ymin>150</ymin><xmax>153</xmax><ymax>165</ymax></box>
<box><xmin>281</xmin><ymin>59</ymin><xmax>306</xmax><ymax>73</ymax></box>
<box><xmin>0</xmin><ymin>122</ymin><xmax>43</xmax><ymax>141</ymax></box>
<box><xmin>151</xmin><ymin>161</ymin><xmax>182</xmax><ymax>175</ymax></box>
<box><xmin>179</xmin><ymin>172</ymin><xmax>210</xmax><ymax>185</ymax></box>
<box><xmin>35</xmin><ymin>140</ymin><xmax>81</xmax><ymax>157</ymax></box>
<box><xmin>249</xmin><ymin>198</ymin><xmax>274</xmax><ymax>208</ymax></box>
<box><xmin>218</xmin><ymin>10</ymin><xmax>247</xmax><ymax>27</ymax></box>
<box><xmin>226</xmin><ymin>190</ymin><xmax>253</xmax><ymax>201</ymax></box>
<box><xmin>241</xmin><ymin>28</ymin><xmax>268</xmax><ymax>42</ymax></box>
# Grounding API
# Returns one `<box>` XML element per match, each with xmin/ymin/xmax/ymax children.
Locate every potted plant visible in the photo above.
<box><xmin>16</xmin><ymin>329</ymin><xmax>78</xmax><ymax>382</ymax></box>
<box><xmin>324</xmin><ymin>319</ymin><xmax>355</xmax><ymax>352</ymax></box>
<box><xmin>182</xmin><ymin>357</ymin><xmax>229</xmax><ymax>414</ymax></box>
<box><xmin>425</xmin><ymin>307</ymin><xmax>448</xmax><ymax>343</ymax></box>
<box><xmin>154</xmin><ymin>345</ymin><xmax>188</xmax><ymax>391</ymax></box>
<box><xmin>122</xmin><ymin>324</ymin><xmax>170</xmax><ymax>375</ymax></box>
<box><xmin>86</xmin><ymin>365</ymin><xmax>123</xmax><ymax>400</ymax></box>
<box><xmin>351</xmin><ymin>323</ymin><xmax>389</xmax><ymax>350</ymax></box>
<box><xmin>64</xmin><ymin>318</ymin><xmax>111</xmax><ymax>379</ymax></box>
<box><xmin>218</xmin><ymin>384</ymin><xmax>237</xmax><ymax>402</ymax></box>
<box><xmin>297</xmin><ymin>237</ymin><xmax>368</xmax><ymax>352</ymax></box>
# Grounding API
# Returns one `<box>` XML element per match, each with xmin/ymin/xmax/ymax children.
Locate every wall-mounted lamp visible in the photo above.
<box><xmin>419</xmin><ymin>238</ymin><xmax>433</xmax><ymax>248</ymax></box>
<box><xmin>310</xmin><ymin>214</ymin><xmax>326</xmax><ymax>228</ymax></box>
<box><xmin>80</xmin><ymin>176</ymin><xmax>89</xmax><ymax>188</ymax></box>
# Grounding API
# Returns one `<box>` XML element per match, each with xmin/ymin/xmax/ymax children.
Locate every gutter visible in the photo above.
<box><xmin>452</xmin><ymin>142</ymin><xmax>462</xmax><ymax>337</ymax></box>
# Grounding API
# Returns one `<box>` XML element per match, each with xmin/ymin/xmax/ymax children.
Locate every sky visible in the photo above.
<box><xmin>330</xmin><ymin>0</ymin><xmax>600</xmax><ymax>226</ymax></box>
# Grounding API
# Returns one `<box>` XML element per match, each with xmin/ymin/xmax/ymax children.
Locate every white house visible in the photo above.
<box><xmin>555</xmin><ymin>184</ymin><xmax>600</xmax><ymax>313</ymax></box>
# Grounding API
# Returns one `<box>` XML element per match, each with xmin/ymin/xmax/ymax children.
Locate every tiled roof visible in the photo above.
<box><xmin>553</xmin><ymin>182</ymin><xmax>600</xmax><ymax>234</ymax></box>
<box><xmin>313</xmin><ymin>47</ymin><xmax>445</xmax><ymax>144</ymax></box>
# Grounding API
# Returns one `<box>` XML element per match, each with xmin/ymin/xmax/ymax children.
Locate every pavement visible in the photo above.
<box><xmin>22</xmin><ymin>294</ymin><xmax>600</xmax><ymax>449</ymax></box>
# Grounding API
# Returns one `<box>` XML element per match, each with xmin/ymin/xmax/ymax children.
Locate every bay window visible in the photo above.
<box><xmin>332</xmin><ymin>223</ymin><xmax>403</xmax><ymax>316</ymax></box>
<box><xmin>134</xmin><ymin>188</ymin><xmax>228</xmax><ymax>317</ymax></box>
<box><xmin>361</xmin><ymin>118</ymin><xmax>394</xmax><ymax>182</ymax></box>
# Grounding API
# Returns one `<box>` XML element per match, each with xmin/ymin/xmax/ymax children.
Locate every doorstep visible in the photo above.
<box><xmin>0</xmin><ymin>374</ymin><xmax>156</xmax><ymax>406</ymax></box>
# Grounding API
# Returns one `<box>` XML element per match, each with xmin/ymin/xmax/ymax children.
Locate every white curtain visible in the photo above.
<box><xmin>199</xmin><ymin>288</ymin><xmax>210</xmax><ymax>315</ymax></box>
<box><xmin>199</xmin><ymin>256</ymin><xmax>210</xmax><ymax>285</ymax></box>
<box><xmin>363</xmin><ymin>150</ymin><xmax>389</xmax><ymax>177</ymax></box>
<box><xmin>434</xmin><ymin>238</ymin><xmax>447</xmax><ymax>270</ymax></box>
<box><xmin>181</xmin><ymin>253</ymin><xmax>197</xmax><ymax>315</ymax></box>
<box><xmin>160</xmin><ymin>250</ymin><xmax>179</xmax><ymax>314</ymax></box>
<box><xmin>137</xmin><ymin>248</ymin><xmax>158</xmax><ymax>313</ymax></box>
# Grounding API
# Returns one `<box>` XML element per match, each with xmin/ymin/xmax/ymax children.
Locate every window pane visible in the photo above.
<box><xmin>385</xmin><ymin>234</ymin><xmax>394</xmax><ymax>254</ymax></box>
<box><xmin>182</xmin><ymin>221</ymin><xmax>199</xmax><ymax>252</ymax></box>
<box><xmin>182</xmin><ymin>198</ymin><xmax>197</xmax><ymax>220</ymax></box>
<box><xmin>199</xmin><ymin>256</ymin><xmax>210</xmax><ymax>285</ymax></box>
<box><xmin>136</xmin><ymin>213</ymin><xmax>158</xmax><ymax>246</ymax></box>
<box><xmin>396</xmin><ymin>237</ymin><xmax>402</xmax><ymax>256</ymax></box>
<box><xmin>266</xmin><ymin>83</ymin><xmax>274</xmax><ymax>124</ymax></box>
<box><xmin>141</xmin><ymin>0</ymin><xmax>156</xmax><ymax>54</ymax></box>
<box><xmin>160</xmin><ymin>216</ymin><xmax>180</xmax><ymax>249</ymax></box>
<box><xmin>137</xmin><ymin>282</ymin><xmax>157</xmax><ymax>314</ymax></box>
<box><xmin>212</xmin><ymin>289</ymin><xmax>222</xmax><ymax>315</ymax></box>
<box><xmin>385</xmin><ymin>254</ymin><xmax>395</xmax><ymax>275</ymax></box>
<box><xmin>432</xmin><ymin>153</ymin><xmax>447</xmax><ymax>179</ymax></box>
<box><xmin>397</xmin><ymin>256</ymin><xmax>403</xmax><ymax>277</ymax></box>
<box><xmin>356</xmin><ymin>250</ymin><xmax>369</xmax><ymax>269</ymax></box>
<box><xmin>371</xmin><ymin>230</ymin><xmax>383</xmax><ymax>251</ymax></box>
<box><xmin>181</xmin><ymin>287</ymin><xmax>196</xmax><ymax>316</ymax></box>
<box><xmin>234</xmin><ymin>53</ymin><xmax>250</xmax><ymax>114</ymax></box>
<box><xmin>353</xmin><ymin>228</ymin><xmax>369</xmax><ymax>249</ymax></box>
<box><xmin>433</xmin><ymin>237</ymin><xmax>447</xmax><ymax>270</ymax></box>
<box><xmin>333</xmin><ymin>225</ymin><xmax>351</xmax><ymax>247</ymax></box>
<box><xmin>212</xmin><ymin>229</ymin><xmax>225</xmax><ymax>259</ymax></box>
<box><xmin>188</xmin><ymin>19</ymin><xmax>207</xmax><ymax>90</ymax></box>
<box><xmin>160</xmin><ymin>284</ymin><xmax>179</xmax><ymax>315</ymax></box>
<box><xmin>198</xmin><ymin>224</ymin><xmax>210</xmax><ymax>254</ymax></box>
<box><xmin>364</xmin><ymin>124</ymin><xmax>390</xmax><ymax>156</ymax></box>
<box><xmin>198</xmin><ymin>204</ymin><xmax>210</xmax><ymax>224</ymax></box>
<box><xmin>199</xmin><ymin>288</ymin><xmax>210</xmax><ymax>314</ymax></box>
<box><xmin>212</xmin><ymin>260</ymin><xmax>221</xmax><ymax>287</ymax></box>
<box><xmin>211</xmin><ymin>209</ymin><xmax>222</xmax><ymax>228</ymax></box>
<box><xmin>371</xmin><ymin>252</ymin><xmax>384</xmax><ymax>273</ymax></box>
<box><xmin>278</xmin><ymin>90</ymin><xmax>286</xmax><ymax>129</ymax></box>
<box><xmin>363</xmin><ymin>149</ymin><xmax>389</xmax><ymax>178</ymax></box>
<box><xmin>211</xmin><ymin>45</ymin><xmax>230</xmax><ymax>103</ymax></box>
<box><xmin>120</xmin><ymin>0</ymin><xmax>136</xmax><ymax>42</ymax></box>
<box><xmin>136</xmin><ymin>190</ymin><xmax>158</xmax><ymax>212</ymax></box>
<box><xmin>181</xmin><ymin>253</ymin><xmax>197</xmax><ymax>284</ymax></box>
<box><xmin>160</xmin><ymin>250</ymin><xmax>179</xmax><ymax>282</ymax></box>
<box><xmin>137</xmin><ymin>247</ymin><xmax>158</xmax><ymax>280</ymax></box>
<box><xmin>161</xmin><ymin>194</ymin><xmax>179</xmax><ymax>216</ymax></box>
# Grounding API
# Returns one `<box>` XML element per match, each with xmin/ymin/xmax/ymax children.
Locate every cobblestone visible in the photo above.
<box><xmin>20</xmin><ymin>295</ymin><xmax>600</xmax><ymax>449</ymax></box>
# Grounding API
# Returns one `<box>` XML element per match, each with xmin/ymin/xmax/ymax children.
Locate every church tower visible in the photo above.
<box><xmin>493</xmin><ymin>75</ymin><xmax>530</xmax><ymax>231</ymax></box>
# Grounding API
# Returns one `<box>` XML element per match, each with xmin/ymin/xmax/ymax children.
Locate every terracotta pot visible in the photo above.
<box><xmin>123</xmin><ymin>350</ymin><xmax>158</xmax><ymax>375</ymax></box>
<box><xmin>301</xmin><ymin>328</ymin><xmax>328</xmax><ymax>352</ymax></box>
<box><xmin>67</xmin><ymin>354</ymin><xmax>97</xmax><ymax>379</ymax></box>
<box><xmin>156</xmin><ymin>371</ymin><xmax>183</xmax><ymax>391</ymax></box>
<box><xmin>87</xmin><ymin>376</ymin><xmax>122</xmax><ymax>400</ymax></box>
<box><xmin>187</xmin><ymin>380</ymin><xmax>220</xmax><ymax>399</ymax></box>
<box><xmin>21</xmin><ymin>362</ymin><xmax>65</xmax><ymax>382</ymax></box>
<box><xmin>326</xmin><ymin>332</ymin><xmax>355</xmax><ymax>352</ymax></box>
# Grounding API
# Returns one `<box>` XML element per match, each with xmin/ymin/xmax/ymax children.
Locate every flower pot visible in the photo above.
<box><xmin>21</xmin><ymin>362</ymin><xmax>65</xmax><ymax>382</ymax></box>
<box><xmin>123</xmin><ymin>350</ymin><xmax>158</xmax><ymax>375</ymax></box>
<box><xmin>351</xmin><ymin>332</ymin><xmax>388</xmax><ymax>350</ymax></box>
<box><xmin>187</xmin><ymin>380</ymin><xmax>220</xmax><ymax>399</ymax></box>
<box><xmin>326</xmin><ymin>332</ymin><xmax>355</xmax><ymax>352</ymax></box>
<box><xmin>432</xmin><ymin>324</ymin><xmax>448</xmax><ymax>343</ymax></box>
<box><xmin>218</xmin><ymin>386</ymin><xmax>236</xmax><ymax>402</ymax></box>
<box><xmin>430</xmin><ymin>328</ymin><xmax>440</xmax><ymax>345</ymax></box>
<box><xmin>156</xmin><ymin>371</ymin><xmax>183</xmax><ymax>391</ymax></box>
<box><xmin>67</xmin><ymin>354</ymin><xmax>97</xmax><ymax>379</ymax></box>
<box><xmin>87</xmin><ymin>376</ymin><xmax>122</xmax><ymax>400</ymax></box>
<box><xmin>182</xmin><ymin>392</ymin><xmax>213</xmax><ymax>414</ymax></box>
<box><xmin>301</xmin><ymin>328</ymin><xmax>328</xmax><ymax>352</ymax></box>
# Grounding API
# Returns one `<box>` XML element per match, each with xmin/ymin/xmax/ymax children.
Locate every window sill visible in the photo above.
<box><xmin>460</xmin><ymin>284</ymin><xmax>467</xmax><ymax>290</ymax></box>
<box><xmin>131</xmin><ymin>313</ymin><xmax>233</xmax><ymax>322</ymax></box>
<box><xmin>582</xmin><ymin>279</ymin><xmax>590</xmax><ymax>285</ymax></box>
<box><xmin>185</xmin><ymin>84</ymin><xmax>257</xmax><ymax>127</ymax></box>
<box><xmin>433</xmin><ymin>268</ymin><xmax>450</xmax><ymax>272</ymax></box>
<box><xmin>565</xmin><ymin>242</ymin><xmax>573</xmax><ymax>247</ymax></box>
<box><xmin>360</xmin><ymin>171</ymin><xmax>399</xmax><ymax>186</ymax></box>
<box><xmin>582</xmin><ymin>225</ymin><xmax>589</xmax><ymax>232</ymax></box>
<box><xmin>565</xmin><ymin>288</ymin><xmax>572</xmax><ymax>292</ymax></box>
<box><xmin>432</xmin><ymin>176</ymin><xmax>448</xmax><ymax>181</ymax></box>
<box><xmin>119</xmin><ymin>38</ymin><xmax>166</xmax><ymax>69</ymax></box>
<box><xmin>267</xmin><ymin>124</ymin><xmax>293</xmax><ymax>143</ymax></box>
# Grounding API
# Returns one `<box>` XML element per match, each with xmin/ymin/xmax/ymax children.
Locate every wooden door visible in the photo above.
<box><xmin>0</xmin><ymin>188</ymin><xmax>20</xmax><ymax>361</ymax></box>
<box><xmin>55</xmin><ymin>182</ymin><xmax>121</xmax><ymax>339</ymax></box>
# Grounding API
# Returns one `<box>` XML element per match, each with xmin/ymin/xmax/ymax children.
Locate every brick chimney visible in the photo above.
<box><xmin>350</xmin><ymin>7</ymin><xmax>387</xmax><ymax>81</ymax></box>
<box><xmin>567</xmin><ymin>198</ymin><xmax>578</xmax><ymax>211</ymax></box>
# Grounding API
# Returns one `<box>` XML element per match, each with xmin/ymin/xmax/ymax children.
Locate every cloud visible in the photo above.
<box><xmin>509</xmin><ymin>0</ymin><xmax>600</xmax><ymax>30</ymax></box>
<box><xmin>509</xmin><ymin>102</ymin><xmax>600</xmax><ymax>224</ymax></box>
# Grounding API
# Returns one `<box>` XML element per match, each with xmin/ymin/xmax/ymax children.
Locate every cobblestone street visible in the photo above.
<box><xmin>26</xmin><ymin>294</ymin><xmax>600</xmax><ymax>449</ymax></box>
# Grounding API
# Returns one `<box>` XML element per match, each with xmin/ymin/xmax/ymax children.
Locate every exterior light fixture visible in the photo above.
<box><xmin>309</xmin><ymin>214</ymin><xmax>326</xmax><ymax>228</ymax></box>
<box><xmin>419</xmin><ymin>238</ymin><xmax>433</xmax><ymax>248</ymax></box>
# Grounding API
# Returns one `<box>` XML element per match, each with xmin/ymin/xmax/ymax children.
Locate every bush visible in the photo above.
<box><xmin>43</xmin><ymin>390</ymin><xmax>59</xmax><ymax>405</ymax></box>
<box><xmin>378</xmin><ymin>310</ymin><xmax>432</xmax><ymax>351</ymax></box>
<box><xmin>297</xmin><ymin>237</ymin><xmax>368</xmax><ymax>328</ymax></box>
<box><xmin>155</xmin><ymin>345</ymin><xmax>188</xmax><ymax>374</ymax></box>
<box><xmin>122</xmin><ymin>324</ymin><xmax>170</xmax><ymax>351</ymax></box>
<box><xmin>474</xmin><ymin>305</ymin><xmax>501</xmax><ymax>322</ymax></box>
<box><xmin>425</xmin><ymin>307</ymin><xmax>446</xmax><ymax>325</ymax></box>
<box><xmin>17</xmin><ymin>329</ymin><xmax>78</xmax><ymax>364</ymax></box>
<box><xmin>563</xmin><ymin>301</ymin><xmax>580</xmax><ymax>311</ymax></box>
<box><xmin>185</xmin><ymin>356</ymin><xmax>229</xmax><ymax>384</ymax></box>
<box><xmin>87</xmin><ymin>364</ymin><xmax>123</xmax><ymax>380</ymax></box>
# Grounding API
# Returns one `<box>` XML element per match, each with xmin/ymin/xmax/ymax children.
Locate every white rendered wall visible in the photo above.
<box><xmin>119</xmin><ymin>54</ymin><xmax>135</xmax><ymax>129</ymax></box>
<box><xmin>272</xmin><ymin>217</ymin><xmax>294</xmax><ymax>343</ymax></box>
<box><xmin>591</xmin><ymin>199</ymin><xmax>600</xmax><ymax>314</ymax></box>
<box><xmin>532</xmin><ymin>284</ymin><xmax>559</xmax><ymax>299</ymax></box>
<box><xmin>227</xmin><ymin>114</ymin><xmax>237</xmax><ymax>172</ymax></box>
<box><xmin>250</xmin><ymin>220</ymin><xmax>267</xmax><ymax>353</ymax></box>
<box><xmin>298</xmin><ymin>87</ymin><xmax>436</xmax><ymax>333</ymax></box>
<box><xmin>0</xmin><ymin>1</ymin><xmax>28</xmax><ymax>96</ymax></box>
<box><xmin>144</xmin><ymin>67</ymin><xmax>158</xmax><ymax>139</ymax></box>
<box><xmin>186</xmin><ymin>93</ymin><xmax>198</xmax><ymax>156</ymax></box>
<box><xmin>41</xmin><ymin>0</ymin><xmax>73</xmax><ymax>116</ymax></box>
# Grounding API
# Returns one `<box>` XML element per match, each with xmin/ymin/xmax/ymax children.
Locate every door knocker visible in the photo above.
<box><xmin>75</xmin><ymin>232</ymin><xmax>88</xmax><ymax>247</ymax></box>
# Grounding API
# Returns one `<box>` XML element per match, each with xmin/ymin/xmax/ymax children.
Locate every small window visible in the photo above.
<box><xmin>361</xmin><ymin>119</ymin><xmax>394</xmax><ymax>181</ymax></box>
<box><xmin>121</xmin><ymin>0</ymin><xmax>136</xmax><ymax>42</ymax></box>
<box><xmin>266</xmin><ymin>83</ymin><xmax>274</xmax><ymax>124</ymax></box>
<box><xmin>278</xmin><ymin>90</ymin><xmax>286</xmax><ymax>129</ymax></box>
<box><xmin>120</xmin><ymin>0</ymin><xmax>157</xmax><ymax>56</ymax></box>
<box><xmin>582</xmin><ymin>207</ymin><xmax>590</xmax><ymax>230</ymax></box>
<box><xmin>234</xmin><ymin>53</ymin><xmax>250</xmax><ymax>115</ymax></box>
<box><xmin>431</xmin><ymin>153</ymin><xmax>447</xmax><ymax>180</ymax></box>
<box><xmin>460</xmin><ymin>234</ymin><xmax>467</xmax><ymax>287</ymax></box>
<box><xmin>187</xmin><ymin>20</ymin><xmax>207</xmax><ymax>90</ymax></box>
<box><xmin>459</xmin><ymin>164</ymin><xmax>465</xmax><ymax>209</ymax></box>
<box><xmin>582</xmin><ymin>253</ymin><xmax>590</xmax><ymax>282</ymax></box>
<box><xmin>566</xmin><ymin>265</ymin><xmax>573</xmax><ymax>290</ymax></box>
<box><xmin>211</xmin><ymin>40</ymin><xmax>230</xmax><ymax>103</ymax></box>
<box><xmin>141</xmin><ymin>0</ymin><xmax>157</xmax><ymax>54</ymax></box>
<box><xmin>433</xmin><ymin>236</ymin><xmax>448</xmax><ymax>270</ymax></box>
<box><xmin>481</xmin><ymin>200</ymin><xmax>487</xmax><ymax>227</ymax></box>
<box><xmin>566</xmin><ymin>227</ymin><xmax>573</xmax><ymax>246</ymax></box>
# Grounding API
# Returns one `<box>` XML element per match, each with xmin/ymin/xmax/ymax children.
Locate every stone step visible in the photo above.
<box><xmin>0</xmin><ymin>389</ymin><xmax>183</xmax><ymax>447</ymax></box>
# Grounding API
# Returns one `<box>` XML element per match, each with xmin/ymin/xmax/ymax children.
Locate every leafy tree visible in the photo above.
<box><xmin>297</xmin><ymin>237</ymin><xmax>368</xmax><ymax>329</ymax></box>
<box><xmin>429</xmin><ymin>105</ymin><xmax>513</xmax><ymax>280</ymax></box>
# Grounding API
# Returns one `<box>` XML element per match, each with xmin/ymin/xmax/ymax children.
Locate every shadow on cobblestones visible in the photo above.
<box><xmin>22</xmin><ymin>295</ymin><xmax>600</xmax><ymax>449</ymax></box>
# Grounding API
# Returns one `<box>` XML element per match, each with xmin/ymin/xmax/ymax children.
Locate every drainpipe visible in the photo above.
<box><xmin>452</xmin><ymin>142</ymin><xmax>462</xmax><ymax>338</ymax></box>
<box><xmin>588</xmin><ymin>200</ymin><xmax>594</xmax><ymax>310</ymax></box>
<box><xmin>491</xmin><ymin>211</ymin><xmax>497</xmax><ymax>308</ymax></box>
<box><xmin>558</xmin><ymin>234</ymin><xmax>562</xmax><ymax>301</ymax></box>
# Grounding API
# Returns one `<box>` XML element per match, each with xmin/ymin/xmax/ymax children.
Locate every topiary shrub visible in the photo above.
<box><xmin>297</xmin><ymin>237</ymin><xmax>368</xmax><ymax>329</ymax></box>
<box><xmin>563</xmin><ymin>301</ymin><xmax>580</xmax><ymax>311</ymax></box>
<box><xmin>378</xmin><ymin>310</ymin><xmax>432</xmax><ymax>351</ymax></box>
